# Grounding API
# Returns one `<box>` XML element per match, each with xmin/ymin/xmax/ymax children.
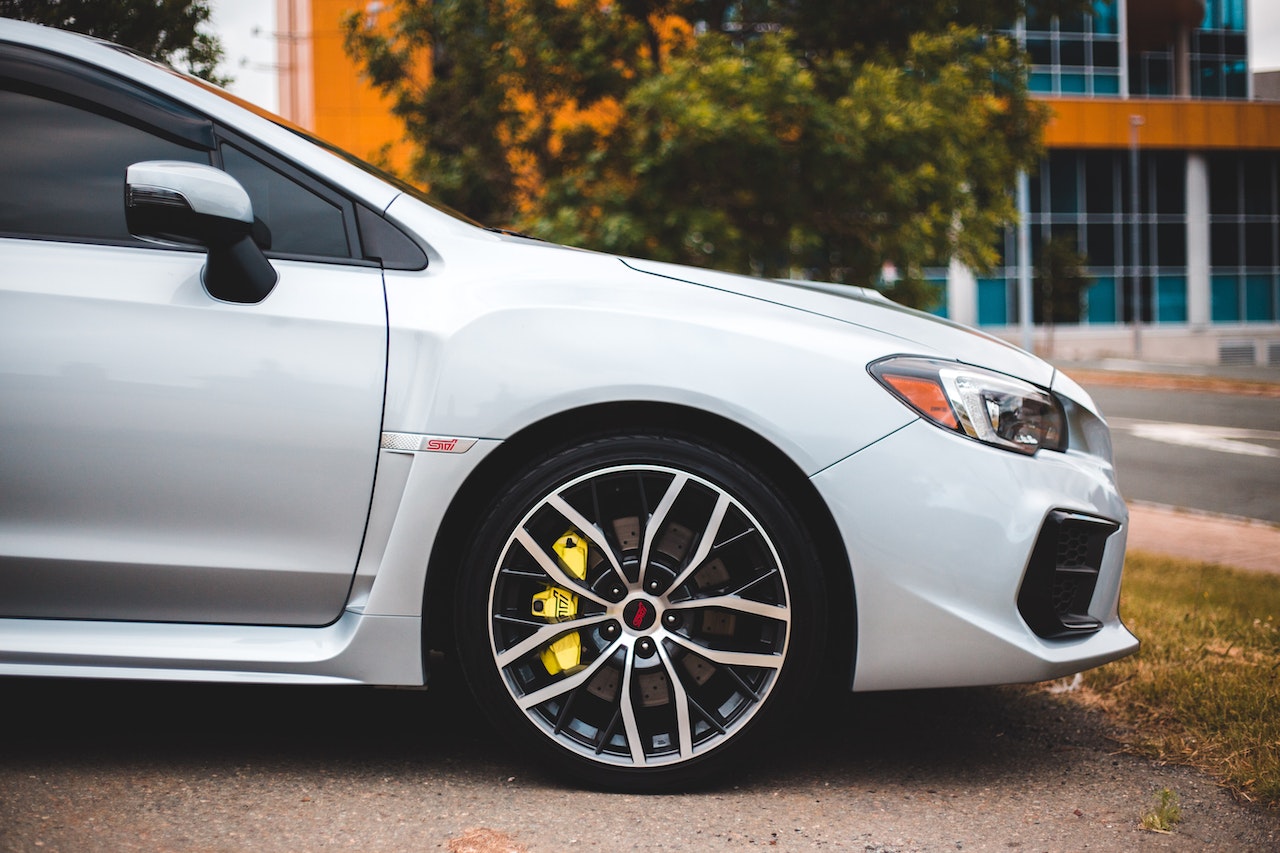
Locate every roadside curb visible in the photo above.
<box><xmin>1066</xmin><ymin>368</ymin><xmax>1280</xmax><ymax>398</ymax></box>
<box><xmin>1129</xmin><ymin>499</ymin><xmax>1280</xmax><ymax>531</ymax></box>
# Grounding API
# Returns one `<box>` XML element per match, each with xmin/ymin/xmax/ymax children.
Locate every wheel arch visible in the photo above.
<box><xmin>421</xmin><ymin>400</ymin><xmax>856</xmax><ymax>689</ymax></box>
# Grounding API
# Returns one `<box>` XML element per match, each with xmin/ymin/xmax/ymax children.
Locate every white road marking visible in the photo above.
<box><xmin>1108</xmin><ymin>418</ymin><xmax>1280</xmax><ymax>458</ymax></box>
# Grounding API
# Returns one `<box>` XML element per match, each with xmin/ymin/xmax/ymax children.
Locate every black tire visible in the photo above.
<box><xmin>455</xmin><ymin>433</ymin><xmax>826</xmax><ymax>790</ymax></box>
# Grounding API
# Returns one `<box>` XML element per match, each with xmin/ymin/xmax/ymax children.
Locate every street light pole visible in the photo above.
<box><xmin>1017</xmin><ymin>170</ymin><xmax>1032</xmax><ymax>354</ymax></box>
<box><xmin>1129</xmin><ymin>114</ymin><xmax>1144</xmax><ymax>359</ymax></box>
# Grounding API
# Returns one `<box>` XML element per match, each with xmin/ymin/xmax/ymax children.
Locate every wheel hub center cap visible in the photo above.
<box><xmin>622</xmin><ymin>598</ymin><xmax>658</xmax><ymax>632</ymax></box>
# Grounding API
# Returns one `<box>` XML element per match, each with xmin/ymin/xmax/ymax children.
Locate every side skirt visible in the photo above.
<box><xmin>0</xmin><ymin>611</ymin><xmax>424</xmax><ymax>685</ymax></box>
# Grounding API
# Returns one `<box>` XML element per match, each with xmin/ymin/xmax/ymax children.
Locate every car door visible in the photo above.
<box><xmin>0</xmin><ymin>52</ymin><xmax>387</xmax><ymax>626</ymax></box>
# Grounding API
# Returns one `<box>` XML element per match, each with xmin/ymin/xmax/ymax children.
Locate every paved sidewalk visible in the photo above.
<box><xmin>1127</xmin><ymin>500</ymin><xmax>1280</xmax><ymax>574</ymax></box>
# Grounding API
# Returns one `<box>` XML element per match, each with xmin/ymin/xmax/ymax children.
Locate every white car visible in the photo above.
<box><xmin>0</xmin><ymin>19</ymin><xmax>1136</xmax><ymax>788</ymax></box>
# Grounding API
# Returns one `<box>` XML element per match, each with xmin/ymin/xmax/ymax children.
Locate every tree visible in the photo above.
<box><xmin>345</xmin><ymin>1</ymin><xmax>657</xmax><ymax>227</ymax></box>
<box><xmin>345</xmin><ymin>0</ymin><xmax>1097</xmax><ymax>300</ymax></box>
<box><xmin>2</xmin><ymin>0</ymin><xmax>228</xmax><ymax>84</ymax></box>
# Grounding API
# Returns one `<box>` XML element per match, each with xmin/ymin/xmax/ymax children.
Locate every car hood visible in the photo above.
<box><xmin>385</xmin><ymin>197</ymin><xmax>1058</xmax><ymax>393</ymax></box>
<box><xmin>620</xmin><ymin>257</ymin><xmax>1055</xmax><ymax>389</ymax></box>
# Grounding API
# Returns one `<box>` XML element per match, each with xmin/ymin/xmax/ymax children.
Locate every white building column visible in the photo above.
<box><xmin>1186</xmin><ymin>153</ymin><xmax>1211</xmax><ymax>327</ymax></box>
<box><xmin>946</xmin><ymin>259</ymin><xmax>977</xmax><ymax>328</ymax></box>
<box><xmin>276</xmin><ymin>0</ymin><xmax>314</xmax><ymax>129</ymax></box>
<box><xmin>1016</xmin><ymin>170</ymin><xmax>1033</xmax><ymax>351</ymax></box>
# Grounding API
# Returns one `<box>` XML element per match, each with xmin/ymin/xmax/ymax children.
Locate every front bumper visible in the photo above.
<box><xmin>812</xmin><ymin>418</ymin><xmax>1138</xmax><ymax>692</ymax></box>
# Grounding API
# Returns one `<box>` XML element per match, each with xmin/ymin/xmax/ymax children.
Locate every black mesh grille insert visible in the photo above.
<box><xmin>1056</xmin><ymin>526</ymin><xmax>1092</xmax><ymax>570</ymax></box>
<box><xmin>1050</xmin><ymin>574</ymin><xmax>1081</xmax><ymax>614</ymax></box>
<box><xmin>1018</xmin><ymin>510</ymin><xmax>1120</xmax><ymax>640</ymax></box>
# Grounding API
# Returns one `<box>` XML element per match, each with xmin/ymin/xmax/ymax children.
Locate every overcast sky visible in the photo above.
<box><xmin>208</xmin><ymin>0</ymin><xmax>278</xmax><ymax>109</ymax></box>
<box><xmin>1252</xmin><ymin>0</ymin><xmax>1280</xmax><ymax>70</ymax></box>
<box><xmin>208</xmin><ymin>0</ymin><xmax>1280</xmax><ymax>110</ymax></box>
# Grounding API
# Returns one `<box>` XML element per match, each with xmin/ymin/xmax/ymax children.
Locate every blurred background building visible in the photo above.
<box><xmin>273</xmin><ymin>0</ymin><xmax>1279</xmax><ymax>365</ymax></box>
<box><xmin>954</xmin><ymin>0</ymin><xmax>1280</xmax><ymax>365</ymax></box>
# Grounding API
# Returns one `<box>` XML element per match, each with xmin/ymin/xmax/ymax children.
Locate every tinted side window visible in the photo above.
<box><xmin>0</xmin><ymin>88</ymin><xmax>208</xmax><ymax>243</ymax></box>
<box><xmin>220</xmin><ymin>143</ymin><xmax>350</xmax><ymax>259</ymax></box>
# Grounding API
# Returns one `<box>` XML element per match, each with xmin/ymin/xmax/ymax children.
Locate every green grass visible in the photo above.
<box><xmin>1140</xmin><ymin>788</ymin><xmax>1183</xmax><ymax>832</ymax></box>
<box><xmin>1080</xmin><ymin>553</ymin><xmax>1280</xmax><ymax>806</ymax></box>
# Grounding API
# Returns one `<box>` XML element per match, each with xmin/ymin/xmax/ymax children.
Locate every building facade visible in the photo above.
<box><xmin>943</xmin><ymin>0</ymin><xmax>1280</xmax><ymax>365</ymax></box>
<box><xmin>279</xmin><ymin>0</ymin><xmax>1280</xmax><ymax>365</ymax></box>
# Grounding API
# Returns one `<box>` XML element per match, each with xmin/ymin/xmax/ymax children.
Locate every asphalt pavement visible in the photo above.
<box><xmin>4</xmin><ymin>672</ymin><xmax>1278</xmax><ymax>851</ymax></box>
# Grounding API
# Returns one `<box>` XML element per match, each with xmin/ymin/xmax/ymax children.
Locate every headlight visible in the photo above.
<box><xmin>869</xmin><ymin>356</ymin><xmax>1066</xmax><ymax>455</ymax></box>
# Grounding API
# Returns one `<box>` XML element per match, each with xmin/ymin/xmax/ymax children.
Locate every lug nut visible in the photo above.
<box><xmin>647</xmin><ymin>580</ymin><xmax>661</xmax><ymax>593</ymax></box>
<box><xmin>635</xmin><ymin>637</ymin><xmax>656</xmax><ymax>658</ymax></box>
<box><xmin>663</xmin><ymin>612</ymin><xmax>681</xmax><ymax>628</ymax></box>
<box><xmin>602</xmin><ymin>622</ymin><xmax>620</xmax><ymax>639</ymax></box>
<box><xmin>610</xmin><ymin>586</ymin><xmax>624</xmax><ymax>598</ymax></box>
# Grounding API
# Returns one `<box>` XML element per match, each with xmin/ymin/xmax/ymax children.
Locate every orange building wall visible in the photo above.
<box><xmin>280</xmin><ymin>0</ymin><xmax>415</xmax><ymax>175</ymax></box>
<box><xmin>1043</xmin><ymin>97</ymin><xmax>1280</xmax><ymax>150</ymax></box>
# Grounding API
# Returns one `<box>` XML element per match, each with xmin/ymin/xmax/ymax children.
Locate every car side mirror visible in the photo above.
<box><xmin>125</xmin><ymin>160</ymin><xmax>278</xmax><ymax>304</ymax></box>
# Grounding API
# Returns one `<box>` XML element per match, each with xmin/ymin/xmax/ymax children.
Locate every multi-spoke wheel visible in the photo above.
<box><xmin>457</xmin><ymin>434</ymin><xmax>824</xmax><ymax>789</ymax></box>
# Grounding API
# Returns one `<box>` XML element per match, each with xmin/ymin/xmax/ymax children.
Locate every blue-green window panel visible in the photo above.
<box><xmin>1093</xmin><ymin>73</ymin><xmax>1121</xmax><ymax>95</ymax></box>
<box><xmin>1025</xmin><ymin>69</ymin><xmax>1121</xmax><ymax>97</ymax></box>
<box><xmin>1092</xmin><ymin>0</ymin><xmax>1118</xmax><ymax>35</ymax></box>
<box><xmin>1155</xmin><ymin>276</ymin><xmax>1188</xmax><ymax>323</ymax></box>
<box><xmin>1085</xmin><ymin>277</ymin><xmax>1117</xmax><ymax>324</ymax></box>
<box><xmin>1203</xmin><ymin>0</ymin><xmax>1246</xmax><ymax>32</ymax></box>
<box><xmin>1245</xmin><ymin>275</ymin><xmax>1275</xmax><ymax>322</ymax></box>
<box><xmin>1060</xmin><ymin>73</ymin><xmax>1087</xmax><ymax>94</ymax></box>
<box><xmin>922</xmin><ymin>276</ymin><xmax>949</xmax><ymax>319</ymax></box>
<box><xmin>1211</xmin><ymin>274</ymin><xmax>1240</xmax><ymax>322</ymax></box>
<box><xmin>977</xmin><ymin>277</ymin><xmax>1009</xmax><ymax>326</ymax></box>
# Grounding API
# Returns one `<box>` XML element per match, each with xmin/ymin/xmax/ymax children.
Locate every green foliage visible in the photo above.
<box><xmin>345</xmin><ymin>0</ymin><xmax>647</xmax><ymax>226</ymax></box>
<box><xmin>1</xmin><ymin>0</ymin><xmax>228</xmax><ymax>84</ymax></box>
<box><xmin>345</xmin><ymin>1</ymin><xmax>1099</xmax><ymax>300</ymax></box>
<box><xmin>1086</xmin><ymin>554</ymin><xmax>1280</xmax><ymax>805</ymax></box>
<box><xmin>1140</xmin><ymin>788</ymin><xmax>1182</xmax><ymax>833</ymax></box>
<box><xmin>537</xmin><ymin>33</ymin><xmax>819</xmax><ymax>278</ymax></box>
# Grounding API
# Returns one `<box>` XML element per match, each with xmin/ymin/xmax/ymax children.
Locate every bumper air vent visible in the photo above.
<box><xmin>1018</xmin><ymin>510</ymin><xmax>1120</xmax><ymax>640</ymax></box>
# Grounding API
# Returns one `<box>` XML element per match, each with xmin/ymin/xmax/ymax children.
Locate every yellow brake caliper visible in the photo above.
<box><xmin>531</xmin><ymin>531</ymin><xmax>589</xmax><ymax>675</ymax></box>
